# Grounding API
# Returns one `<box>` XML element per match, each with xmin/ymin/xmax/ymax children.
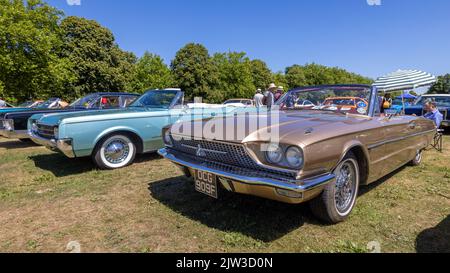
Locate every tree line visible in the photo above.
<box><xmin>1</xmin><ymin>0</ymin><xmax>385</xmax><ymax>104</ymax></box>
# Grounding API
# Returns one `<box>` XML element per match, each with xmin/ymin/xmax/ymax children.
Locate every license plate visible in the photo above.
<box><xmin>194</xmin><ymin>170</ymin><xmax>218</xmax><ymax>199</ymax></box>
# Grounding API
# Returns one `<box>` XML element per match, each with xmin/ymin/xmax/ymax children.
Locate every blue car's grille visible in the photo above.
<box><xmin>36</xmin><ymin>124</ymin><xmax>55</xmax><ymax>140</ymax></box>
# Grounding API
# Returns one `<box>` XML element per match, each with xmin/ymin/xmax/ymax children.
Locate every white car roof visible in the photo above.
<box><xmin>421</xmin><ymin>94</ymin><xmax>450</xmax><ymax>97</ymax></box>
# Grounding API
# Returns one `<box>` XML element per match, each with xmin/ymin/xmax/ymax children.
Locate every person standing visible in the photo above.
<box><xmin>275</xmin><ymin>86</ymin><xmax>284</xmax><ymax>102</ymax></box>
<box><xmin>253</xmin><ymin>89</ymin><xmax>264</xmax><ymax>108</ymax></box>
<box><xmin>265</xmin><ymin>83</ymin><xmax>276</xmax><ymax>110</ymax></box>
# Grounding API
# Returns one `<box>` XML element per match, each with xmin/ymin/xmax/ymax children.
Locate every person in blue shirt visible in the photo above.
<box><xmin>424</xmin><ymin>101</ymin><xmax>443</xmax><ymax>128</ymax></box>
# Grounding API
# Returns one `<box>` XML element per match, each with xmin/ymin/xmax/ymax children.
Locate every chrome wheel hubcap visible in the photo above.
<box><xmin>415</xmin><ymin>151</ymin><xmax>422</xmax><ymax>163</ymax></box>
<box><xmin>104</xmin><ymin>139</ymin><xmax>129</xmax><ymax>164</ymax></box>
<box><xmin>335</xmin><ymin>161</ymin><xmax>357</xmax><ymax>214</ymax></box>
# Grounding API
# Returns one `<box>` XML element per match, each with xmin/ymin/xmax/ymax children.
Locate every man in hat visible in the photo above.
<box><xmin>265</xmin><ymin>83</ymin><xmax>276</xmax><ymax>110</ymax></box>
<box><xmin>254</xmin><ymin>89</ymin><xmax>264</xmax><ymax>108</ymax></box>
<box><xmin>275</xmin><ymin>86</ymin><xmax>284</xmax><ymax>102</ymax></box>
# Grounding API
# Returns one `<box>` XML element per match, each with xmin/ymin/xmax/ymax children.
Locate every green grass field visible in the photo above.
<box><xmin>0</xmin><ymin>136</ymin><xmax>449</xmax><ymax>253</ymax></box>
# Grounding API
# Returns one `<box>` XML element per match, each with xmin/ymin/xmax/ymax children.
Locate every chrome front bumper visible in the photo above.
<box><xmin>29</xmin><ymin>130</ymin><xmax>76</xmax><ymax>158</ymax></box>
<box><xmin>158</xmin><ymin>148</ymin><xmax>335</xmax><ymax>204</ymax></box>
<box><xmin>0</xmin><ymin>129</ymin><xmax>29</xmax><ymax>139</ymax></box>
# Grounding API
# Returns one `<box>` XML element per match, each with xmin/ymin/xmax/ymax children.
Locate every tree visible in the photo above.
<box><xmin>0</xmin><ymin>0</ymin><xmax>75</xmax><ymax>103</ymax></box>
<box><xmin>127</xmin><ymin>52</ymin><xmax>173</xmax><ymax>93</ymax></box>
<box><xmin>285</xmin><ymin>65</ymin><xmax>306</xmax><ymax>89</ymax></box>
<box><xmin>272</xmin><ymin>72</ymin><xmax>289</xmax><ymax>90</ymax></box>
<box><xmin>171</xmin><ymin>43</ymin><xmax>217</xmax><ymax>100</ymax></box>
<box><xmin>250</xmin><ymin>59</ymin><xmax>272</xmax><ymax>90</ymax></box>
<box><xmin>59</xmin><ymin>16</ymin><xmax>136</xmax><ymax>100</ymax></box>
<box><xmin>209</xmin><ymin>52</ymin><xmax>255</xmax><ymax>103</ymax></box>
<box><xmin>427</xmin><ymin>74</ymin><xmax>450</xmax><ymax>94</ymax></box>
<box><xmin>285</xmin><ymin>63</ymin><xmax>372</xmax><ymax>88</ymax></box>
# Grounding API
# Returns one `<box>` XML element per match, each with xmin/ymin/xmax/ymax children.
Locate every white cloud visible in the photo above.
<box><xmin>66</xmin><ymin>0</ymin><xmax>81</xmax><ymax>6</ymax></box>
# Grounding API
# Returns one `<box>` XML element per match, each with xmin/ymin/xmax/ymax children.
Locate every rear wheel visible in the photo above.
<box><xmin>310</xmin><ymin>152</ymin><xmax>360</xmax><ymax>224</ymax></box>
<box><xmin>409</xmin><ymin>150</ymin><xmax>423</xmax><ymax>166</ymax></box>
<box><xmin>93</xmin><ymin>134</ymin><xmax>136</xmax><ymax>170</ymax></box>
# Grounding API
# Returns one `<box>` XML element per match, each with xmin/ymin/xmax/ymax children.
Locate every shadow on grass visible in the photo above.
<box><xmin>0</xmin><ymin>139</ymin><xmax>39</xmax><ymax>149</ymax></box>
<box><xmin>28</xmin><ymin>153</ymin><xmax>95</xmax><ymax>177</ymax></box>
<box><xmin>28</xmin><ymin>152</ymin><xmax>162</xmax><ymax>177</ymax></box>
<box><xmin>416</xmin><ymin>215</ymin><xmax>450</xmax><ymax>253</ymax></box>
<box><xmin>359</xmin><ymin>165</ymin><xmax>407</xmax><ymax>197</ymax></box>
<box><xmin>149</xmin><ymin>176</ymin><xmax>323</xmax><ymax>242</ymax></box>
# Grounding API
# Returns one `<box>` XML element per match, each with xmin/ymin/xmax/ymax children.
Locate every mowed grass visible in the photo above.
<box><xmin>0</xmin><ymin>136</ymin><xmax>449</xmax><ymax>253</ymax></box>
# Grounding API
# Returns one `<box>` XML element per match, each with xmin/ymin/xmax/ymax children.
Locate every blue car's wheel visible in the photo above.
<box><xmin>93</xmin><ymin>134</ymin><xmax>136</xmax><ymax>170</ymax></box>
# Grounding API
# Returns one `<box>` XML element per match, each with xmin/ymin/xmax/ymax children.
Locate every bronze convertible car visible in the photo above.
<box><xmin>158</xmin><ymin>85</ymin><xmax>436</xmax><ymax>223</ymax></box>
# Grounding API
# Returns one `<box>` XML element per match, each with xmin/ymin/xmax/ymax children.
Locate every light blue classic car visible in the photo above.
<box><xmin>29</xmin><ymin>89</ymin><xmax>254</xmax><ymax>169</ymax></box>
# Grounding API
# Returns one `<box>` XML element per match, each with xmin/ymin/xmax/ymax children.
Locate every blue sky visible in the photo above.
<box><xmin>47</xmin><ymin>0</ymin><xmax>450</xmax><ymax>79</ymax></box>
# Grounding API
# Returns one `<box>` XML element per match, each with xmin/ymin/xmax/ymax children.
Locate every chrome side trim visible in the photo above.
<box><xmin>158</xmin><ymin>148</ymin><xmax>335</xmax><ymax>193</ymax></box>
<box><xmin>368</xmin><ymin>129</ymin><xmax>436</xmax><ymax>150</ymax></box>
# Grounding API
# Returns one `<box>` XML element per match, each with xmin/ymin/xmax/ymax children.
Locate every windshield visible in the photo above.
<box><xmin>277</xmin><ymin>86</ymin><xmax>371</xmax><ymax>115</ymax></box>
<box><xmin>70</xmin><ymin>94</ymin><xmax>99</xmax><ymax>108</ymax></box>
<box><xmin>416</xmin><ymin>96</ymin><xmax>450</xmax><ymax>107</ymax></box>
<box><xmin>130</xmin><ymin>90</ymin><xmax>179</xmax><ymax>108</ymax></box>
<box><xmin>39</xmin><ymin>98</ymin><xmax>59</xmax><ymax>108</ymax></box>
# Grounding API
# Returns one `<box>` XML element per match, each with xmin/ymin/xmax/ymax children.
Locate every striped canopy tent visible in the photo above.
<box><xmin>373</xmin><ymin>69</ymin><xmax>437</xmax><ymax>92</ymax></box>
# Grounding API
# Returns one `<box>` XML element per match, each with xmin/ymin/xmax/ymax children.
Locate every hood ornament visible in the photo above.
<box><xmin>196</xmin><ymin>144</ymin><xmax>206</xmax><ymax>157</ymax></box>
<box><xmin>305</xmin><ymin>128</ymin><xmax>314</xmax><ymax>135</ymax></box>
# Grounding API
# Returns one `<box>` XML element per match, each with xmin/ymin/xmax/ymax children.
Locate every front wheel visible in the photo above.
<box><xmin>310</xmin><ymin>152</ymin><xmax>360</xmax><ymax>224</ymax></box>
<box><xmin>93</xmin><ymin>134</ymin><xmax>136</xmax><ymax>170</ymax></box>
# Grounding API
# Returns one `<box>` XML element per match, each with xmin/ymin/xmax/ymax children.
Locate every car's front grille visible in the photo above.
<box><xmin>170</xmin><ymin>137</ymin><xmax>297</xmax><ymax>180</ymax></box>
<box><xmin>36</xmin><ymin>124</ymin><xmax>55</xmax><ymax>140</ymax></box>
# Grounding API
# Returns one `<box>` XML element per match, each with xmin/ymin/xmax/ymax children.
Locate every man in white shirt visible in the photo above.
<box><xmin>254</xmin><ymin>89</ymin><xmax>264</xmax><ymax>108</ymax></box>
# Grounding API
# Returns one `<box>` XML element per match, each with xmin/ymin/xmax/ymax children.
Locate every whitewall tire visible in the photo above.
<box><xmin>93</xmin><ymin>134</ymin><xmax>136</xmax><ymax>170</ymax></box>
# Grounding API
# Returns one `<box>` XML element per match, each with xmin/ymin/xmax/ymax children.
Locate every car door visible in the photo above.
<box><xmin>377</xmin><ymin>114</ymin><xmax>421</xmax><ymax>175</ymax></box>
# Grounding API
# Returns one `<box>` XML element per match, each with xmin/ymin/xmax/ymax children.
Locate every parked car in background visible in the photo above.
<box><xmin>0</xmin><ymin>97</ymin><xmax>66</xmax><ymax>115</ymax></box>
<box><xmin>18</xmin><ymin>100</ymin><xmax>45</xmax><ymax>108</ymax></box>
<box><xmin>405</xmin><ymin>94</ymin><xmax>450</xmax><ymax>127</ymax></box>
<box><xmin>159</xmin><ymin>85</ymin><xmax>436</xmax><ymax>224</ymax></box>
<box><xmin>29</xmin><ymin>89</ymin><xmax>254</xmax><ymax>170</ymax></box>
<box><xmin>1</xmin><ymin>92</ymin><xmax>139</xmax><ymax>141</ymax></box>
<box><xmin>223</xmin><ymin>99</ymin><xmax>254</xmax><ymax>107</ymax></box>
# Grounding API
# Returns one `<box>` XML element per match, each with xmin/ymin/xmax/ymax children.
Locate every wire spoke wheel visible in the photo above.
<box><xmin>334</xmin><ymin>159</ymin><xmax>358</xmax><ymax>215</ymax></box>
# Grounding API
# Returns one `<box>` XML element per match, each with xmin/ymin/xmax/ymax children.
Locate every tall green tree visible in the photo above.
<box><xmin>427</xmin><ymin>74</ymin><xmax>450</xmax><ymax>94</ymax></box>
<box><xmin>59</xmin><ymin>16</ymin><xmax>136</xmax><ymax>100</ymax></box>
<box><xmin>128</xmin><ymin>52</ymin><xmax>173</xmax><ymax>93</ymax></box>
<box><xmin>210</xmin><ymin>52</ymin><xmax>255</xmax><ymax>103</ymax></box>
<box><xmin>0</xmin><ymin>0</ymin><xmax>75</xmax><ymax>103</ymax></box>
<box><xmin>272</xmin><ymin>72</ymin><xmax>289</xmax><ymax>90</ymax></box>
<box><xmin>170</xmin><ymin>43</ymin><xmax>217</xmax><ymax>100</ymax></box>
<box><xmin>285</xmin><ymin>63</ymin><xmax>372</xmax><ymax>88</ymax></box>
<box><xmin>250</xmin><ymin>59</ymin><xmax>273</xmax><ymax>90</ymax></box>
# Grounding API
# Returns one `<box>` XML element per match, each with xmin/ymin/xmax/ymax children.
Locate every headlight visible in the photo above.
<box><xmin>3</xmin><ymin>119</ymin><xmax>14</xmax><ymax>131</ymax></box>
<box><xmin>266</xmin><ymin>143</ymin><xmax>283</xmax><ymax>163</ymax></box>
<box><xmin>163</xmin><ymin>129</ymin><xmax>173</xmax><ymax>146</ymax></box>
<box><xmin>31</xmin><ymin>122</ymin><xmax>38</xmax><ymax>133</ymax></box>
<box><xmin>286</xmin><ymin>146</ymin><xmax>304</xmax><ymax>168</ymax></box>
<box><xmin>54</xmin><ymin>127</ymin><xmax>59</xmax><ymax>138</ymax></box>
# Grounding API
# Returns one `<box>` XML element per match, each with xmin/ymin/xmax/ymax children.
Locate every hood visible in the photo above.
<box><xmin>171</xmin><ymin>110</ymin><xmax>374</xmax><ymax>146</ymax></box>
<box><xmin>36</xmin><ymin>107</ymin><xmax>165</xmax><ymax>125</ymax></box>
